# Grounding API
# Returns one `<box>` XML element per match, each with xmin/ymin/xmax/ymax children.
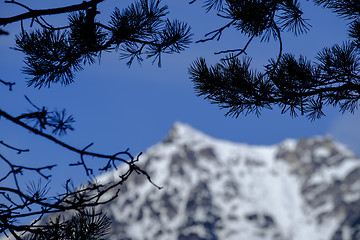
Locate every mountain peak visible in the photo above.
<box><xmin>38</xmin><ymin>123</ymin><xmax>360</xmax><ymax>240</ymax></box>
<box><xmin>163</xmin><ymin>122</ymin><xmax>210</xmax><ymax>144</ymax></box>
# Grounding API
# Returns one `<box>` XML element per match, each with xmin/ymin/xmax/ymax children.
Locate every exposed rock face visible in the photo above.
<box><xmin>95</xmin><ymin>122</ymin><xmax>360</xmax><ymax>240</ymax></box>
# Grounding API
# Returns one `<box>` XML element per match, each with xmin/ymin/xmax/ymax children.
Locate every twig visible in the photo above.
<box><xmin>216</xmin><ymin>34</ymin><xmax>256</xmax><ymax>59</ymax></box>
<box><xmin>0</xmin><ymin>140</ymin><xmax>29</xmax><ymax>154</ymax></box>
<box><xmin>196</xmin><ymin>20</ymin><xmax>235</xmax><ymax>43</ymax></box>
<box><xmin>0</xmin><ymin>0</ymin><xmax>104</xmax><ymax>26</ymax></box>
<box><xmin>0</xmin><ymin>109</ymin><xmax>130</xmax><ymax>165</ymax></box>
<box><xmin>0</xmin><ymin>79</ymin><xmax>15</xmax><ymax>91</ymax></box>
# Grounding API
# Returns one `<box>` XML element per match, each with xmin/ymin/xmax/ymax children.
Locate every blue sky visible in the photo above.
<box><xmin>0</xmin><ymin>0</ymin><xmax>358</xmax><ymax>190</ymax></box>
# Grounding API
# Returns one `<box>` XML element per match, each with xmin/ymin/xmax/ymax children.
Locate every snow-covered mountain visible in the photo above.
<box><xmin>96</xmin><ymin>122</ymin><xmax>360</xmax><ymax>240</ymax></box>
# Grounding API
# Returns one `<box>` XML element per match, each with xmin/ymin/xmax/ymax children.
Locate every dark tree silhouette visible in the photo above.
<box><xmin>0</xmin><ymin>0</ymin><xmax>191</xmax><ymax>239</ymax></box>
<box><xmin>24</xmin><ymin>208</ymin><xmax>112</xmax><ymax>240</ymax></box>
<box><xmin>189</xmin><ymin>0</ymin><xmax>360</xmax><ymax>120</ymax></box>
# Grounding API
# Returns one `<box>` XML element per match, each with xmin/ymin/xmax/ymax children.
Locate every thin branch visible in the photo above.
<box><xmin>5</xmin><ymin>0</ymin><xmax>32</xmax><ymax>12</ymax></box>
<box><xmin>0</xmin><ymin>79</ymin><xmax>15</xmax><ymax>91</ymax></box>
<box><xmin>24</xmin><ymin>95</ymin><xmax>40</xmax><ymax>110</ymax></box>
<box><xmin>69</xmin><ymin>143</ymin><xmax>95</xmax><ymax>175</ymax></box>
<box><xmin>196</xmin><ymin>20</ymin><xmax>235</xmax><ymax>43</ymax></box>
<box><xmin>0</xmin><ymin>140</ymin><xmax>29</xmax><ymax>154</ymax></box>
<box><xmin>0</xmin><ymin>108</ymin><xmax>130</xmax><ymax>165</ymax></box>
<box><xmin>274</xmin><ymin>23</ymin><xmax>283</xmax><ymax>70</ymax></box>
<box><xmin>0</xmin><ymin>28</ymin><xmax>9</xmax><ymax>35</ymax></box>
<box><xmin>0</xmin><ymin>107</ymin><xmax>161</xmax><ymax>190</ymax></box>
<box><xmin>216</xmin><ymin>35</ymin><xmax>256</xmax><ymax>59</ymax></box>
<box><xmin>35</xmin><ymin>16</ymin><xmax>70</xmax><ymax>31</ymax></box>
<box><xmin>0</xmin><ymin>0</ymin><xmax>104</xmax><ymax>26</ymax></box>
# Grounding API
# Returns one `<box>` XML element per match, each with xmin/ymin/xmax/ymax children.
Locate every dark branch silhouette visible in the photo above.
<box><xmin>0</xmin><ymin>0</ymin><xmax>104</xmax><ymax>26</ymax></box>
<box><xmin>0</xmin><ymin>0</ymin><xmax>185</xmax><ymax>238</ymax></box>
<box><xmin>0</xmin><ymin>83</ymin><xmax>163</xmax><ymax>238</ymax></box>
<box><xmin>188</xmin><ymin>0</ymin><xmax>359</xmax><ymax>120</ymax></box>
<box><xmin>3</xmin><ymin>0</ymin><xmax>191</xmax><ymax>88</ymax></box>
<box><xmin>0</xmin><ymin>79</ymin><xmax>15</xmax><ymax>91</ymax></box>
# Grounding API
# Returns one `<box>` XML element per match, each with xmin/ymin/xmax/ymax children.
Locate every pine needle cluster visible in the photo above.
<box><xmin>13</xmin><ymin>0</ymin><xmax>191</xmax><ymax>88</ymax></box>
<box><xmin>189</xmin><ymin>0</ymin><xmax>360</xmax><ymax>119</ymax></box>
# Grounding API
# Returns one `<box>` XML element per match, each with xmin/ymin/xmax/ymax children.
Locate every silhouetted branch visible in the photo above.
<box><xmin>196</xmin><ymin>20</ymin><xmax>235</xmax><ymax>43</ymax></box>
<box><xmin>0</xmin><ymin>79</ymin><xmax>15</xmax><ymax>91</ymax></box>
<box><xmin>189</xmin><ymin>0</ymin><xmax>360</xmax><ymax>119</ymax></box>
<box><xmin>0</xmin><ymin>28</ymin><xmax>9</xmax><ymax>35</ymax></box>
<box><xmin>0</xmin><ymin>0</ymin><xmax>104</xmax><ymax>26</ymax></box>
<box><xmin>6</xmin><ymin>0</ymin><xmax>191</xmax><ymax>88</ymax></box>
<box><xmin>0</xmin><ymin>104</ymin><xmax>161</xmax><ymax>238</ymax></box>
<box><xmin>0</xmin><ymin>152</ymin><xmax>55</xmax><ymax>181</ymax></box>
<box><xmin>0</xmin><ymin>140</ymin><xmax>29</xmax><ymax>154</ymax></box>
<box><xmin>1</xmin><ymin>1</ymin><xmax>184</xmax><ymax>238</ymax></box>
<box><xmin>215</xmin><ymin>34</ymin><xmax>257</xmax><ymax>61</ymax></box>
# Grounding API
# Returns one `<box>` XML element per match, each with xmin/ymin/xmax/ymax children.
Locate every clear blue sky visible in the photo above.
<box><xmin>0</xmin><ymin>0</ymin><xmax>358</xmax><ymax>191</ymax></box>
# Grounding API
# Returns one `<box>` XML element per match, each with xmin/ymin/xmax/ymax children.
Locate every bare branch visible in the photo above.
<box><xmin>0</xmin><ymin>109</ymin><xmax>131</xmax><ymax>167</ymax></box>
<box><xmin>215</xmin><ymin>34</ymin><xmax>256</xmax><ymax>59</ymax></box>
<box><xmin>0</xmin><ymin>79</ymin><xmax>15</xmax><ymax>91</ymax></box>
<box><xmin>0</xmin><ymin>0</ymin><xmax>104</xmax><ymax>26</ymax></box>
<box><xmin>196</xmin><ymin>20</ymin><xmax>235</xmax><ymax>43</ymax></box>
<box><xmin>0</xmin><ymin>140</ymin><xmax>29</xmax><ymax>154</ymax></box>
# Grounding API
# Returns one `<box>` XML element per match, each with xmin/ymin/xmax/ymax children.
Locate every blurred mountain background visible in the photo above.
<box><xmin>88</xmin><ymin>122</ymin><xmax>360</xmax><ymax>240</ymax></box>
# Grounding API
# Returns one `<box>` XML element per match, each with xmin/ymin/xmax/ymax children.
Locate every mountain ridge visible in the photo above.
<box><xmin>2</xmin><ymin>122</ymin><xmax>359</xmax><ymax>240</ymax></box>
<box><xmin>93</xmin><ymin>122</ymin><xmax>360</xmax><ymax>240</ymax></box>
